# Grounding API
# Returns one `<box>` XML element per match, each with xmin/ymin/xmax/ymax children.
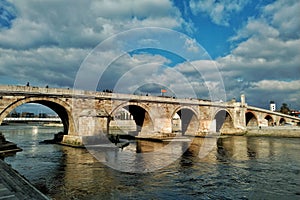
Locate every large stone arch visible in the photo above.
<box><xmin>245</xmin><ymin>112</ymin><xmax>258</xmax><ymax>127</ymax></box>
<box><xmin>213</xmin><ymin>109</ymin><xmax>234</xmax><ymax>133</ymax></box>
<box><xmin>264</xmin><ymin>115</ymin><xmax>274</xmax><ymax>126</ymax></box>
<box><xmin>110</xmin><ymin>102</ymin><xmax>154</xmax><ymax>134</ymax></box>
<box><xmin>0</xmin><ymin>97</ymin><xmax>75</xmax><ymax>135</ymax></box>
<box><xmin>171</xmin><ymin>106</ymin><xmax>199</xmax><ymax>135</ymax></box>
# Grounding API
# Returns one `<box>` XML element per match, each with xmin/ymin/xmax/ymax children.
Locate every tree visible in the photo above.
<box><xmin>280</xmin><ymin>103</ymin><xmax>290</xmax><ymax>114</ymax></box>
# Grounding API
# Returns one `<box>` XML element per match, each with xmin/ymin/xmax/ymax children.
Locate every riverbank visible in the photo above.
<box><xmin>0</xmin><ymin>159</ymin><xmax>49</xmax><ymax>199</ymax></box>
<box><xmin>244</xmin><ymin>126</ymin><xmax>300</xmax><ymax>137</ymax></box>
<box><xmin>0</xmin><ymin>133</ymin><xmax>22</xmax><ymax>158</ymax></box>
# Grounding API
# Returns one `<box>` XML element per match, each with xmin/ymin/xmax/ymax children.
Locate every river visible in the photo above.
<box><xmin>1</xmin><ymin>124</ymin><xmax>300</xmax><ymax>199</ymax></box>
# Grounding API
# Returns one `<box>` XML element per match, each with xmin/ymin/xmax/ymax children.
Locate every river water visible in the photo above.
<box><xmin>1</xmin><ymin>124</ymin><xmax>300</xmax><ymax>199</ymax></box>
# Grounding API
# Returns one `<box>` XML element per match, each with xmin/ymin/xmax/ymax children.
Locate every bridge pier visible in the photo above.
<box><xmin>62</xmin><ymin>114</ymin><xmax>110</xmax><ymax>147</ymax></box>
<box><xmin>1</xmin><ymin>86</ymin><xmax>300</xmax><ymax>146</ymax></box>
<box><xmin>138</xmin><ymin>117</ymin><xmax>174</xmax><ymax>138</ymax></box>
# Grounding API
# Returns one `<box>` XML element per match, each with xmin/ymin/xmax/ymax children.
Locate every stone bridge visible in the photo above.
<box><xmin>0</xmin><ymin>85</ymin><xmax>299</xmax><ymax>146</ymax></box>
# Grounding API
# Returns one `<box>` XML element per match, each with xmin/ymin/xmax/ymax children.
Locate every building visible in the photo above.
<box><xmin>270</xmin><ymin>101</ymin><xmax>276</xmax><ymax>112</ymax></box>
<box><xmin>290</xmin><ymin>110</ymin><xmax>300</xmax><ymax>118</ymax></box>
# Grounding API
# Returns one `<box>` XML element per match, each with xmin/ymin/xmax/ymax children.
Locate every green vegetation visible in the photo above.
<box><xmin>280</xmin><ymin>103</ymin><xmax>290</xmax><ymax>115</ymax></box>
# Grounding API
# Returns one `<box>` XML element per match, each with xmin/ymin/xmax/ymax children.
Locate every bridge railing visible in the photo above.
<box><xmin>247</xmin><ymin>106</ymin><xmax>300</xmax><ymax>121</ymax></box>
<box><xmin>0</xmin><ymin>85</ymin><xmax>236</xmax><ymax>107</ymax></box>
<box><xmin>3</xmin><ymin>117</ymin><xmax>62</xmax><ymax>122</ymax></box>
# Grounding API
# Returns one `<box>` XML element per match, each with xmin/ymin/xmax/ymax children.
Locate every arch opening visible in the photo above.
<box><xmin>214</xmin><ymin>110</ymin><xmax>234</xmax><ymax>133</ymax></box>
<box><xmin>26</xmin><ymin>101</ymin><xmax>68</xmax><ymax>135</ymax></box>
<box><xmin>265</xmin><ymin>115</ymin><xmax>274</xmax><ymax>126</ymax></box>
<box><xmin>0</xmin><ymin>99</ymin><xmax>72</xmax><ymax>139</ymax></box>
<box><xmin>279</xmin><ymin>118</ymin><xmax>286</xmax><ymax>125</ymax></box>
<box><xmin>172</xmin><ymin>108</ymin><xmax>198</xmax><ymax>135</ymax></box>
<box><xmin>246</xmin><ymin>112</ymin><xmax>258</xmax><ymax>127</ymax></box>
<box><xmin>0</xmin><ymin>100</ymin><xmax>72</xmax><ymax>149</ymax></box>
<box><xmin>110</xmin><ymin>105</ymin><xmax>154</xmax><ymax>136</ymax></box>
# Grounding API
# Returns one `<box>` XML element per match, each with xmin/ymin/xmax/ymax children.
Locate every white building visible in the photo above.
<box><xmin>270</xmin><ymin>101</ymin><xmax>276</xmax><ymax>112</ymax></box>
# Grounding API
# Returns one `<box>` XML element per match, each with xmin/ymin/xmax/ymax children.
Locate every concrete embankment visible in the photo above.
<box><xmin>0</xmin><ymin>132</ymin><xmax>22</xmax><ymax>158</ymax></box>
<box><xmin>0</xmin><ymin>159</ymin><xmax>49</xmax><ymax>199</ymax></box>
<box><xmin>244</xmin><ymin>126</ymin><xmax>300</xmax><ymax>137</ymax></box>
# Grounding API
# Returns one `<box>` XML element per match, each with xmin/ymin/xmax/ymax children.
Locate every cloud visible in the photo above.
<box><xmin>184</xmin><ymin>38</ymin><xmax>199</xmax><ymax>53</ymax></box>
<box><xmin>0</xmin><ymin>47</ymin><xmax>88</xmax><ymax>87</ymax></box>
<box><xmin>247</xmin><ymin>80</ymin><xmax>300</xmax><ymax>109</ymax></box>
<box><xmin>0</xmin><ymin>0</ymin><xmax>190</xmax><ymax>88</ymax></box>
<box><xmin>263</xmin><ymin>0</ymin><xmax>300</xmax><ymax>40</ymax></box>
<box><xmin>250</xmin><ymin>80</ymin><xmax>300</xmax><ymax>91</ymax></box>
<box><xmin>0</xmin><ymin>0</ymin><xmax>185</xmax><ymax>49</ymax></box>
<box><xmin>98</xmin><ymin>52</ymin><xmax>171</xmax><ymax>91</ymax></box>
<box><xmin>189</xmin><ymin>0</ymin><xmax>249</xmax><ymax>26</ymax></box>
<box><xmin>92</xmin><ymin>51</ymin><xmax>223</xmax><ymax>101</ymax></box>
<box><xmin>217</xmin><ymin>0</ymin><xmax>300</xmax><ymax>108</ymax></box>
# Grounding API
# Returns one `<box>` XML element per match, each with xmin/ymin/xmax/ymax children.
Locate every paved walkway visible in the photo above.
<box><xmin>0</xmin><ymin>159</ymin><xmax>49</xmax><ymax>200</ymax></box>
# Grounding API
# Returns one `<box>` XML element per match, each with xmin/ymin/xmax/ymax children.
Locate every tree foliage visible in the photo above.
<box><xmin>280</xmin><ymin>103</ymin><xmax>290</xmax><ymax>114</ymax></box>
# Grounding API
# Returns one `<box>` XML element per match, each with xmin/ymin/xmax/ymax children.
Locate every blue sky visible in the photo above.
<box><xmin>0</xmin><ymin>0</ymin><xmax>299</xmax><ymax>113</ymax></box>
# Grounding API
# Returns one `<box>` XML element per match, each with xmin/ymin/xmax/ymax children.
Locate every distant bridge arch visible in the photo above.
<box><xmin>264</xmin><ymin>115</ymin><xmax>274</xmax><ymax>126</ymax></box>
<box><xmin>246</xmin><ymin>112</ymin><xmax>258</xmax><ymax>127</ymax></box>
<box><xmin>279</xmin><ymin>118</ymin><xmax>286</xmax><ymax>125</ymax></box>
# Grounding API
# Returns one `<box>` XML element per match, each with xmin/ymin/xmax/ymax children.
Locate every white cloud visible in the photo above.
<box><xmin>0</xmin><ymin>47</ymin><xmax>89</xmax><ymax>87</ymax></box>
<box><xmin>250</xmin><ymin>80</ymin><xmax>300</xmax><ymax>91</ymax></box>
<box><xmin>217</xmin><ymin>0</ymin><xmax>300</xmax><ymax>108</ymax></box>
<box><xmin>0</xmin><ymin>0</ymin><xmax>185</xmax><ymax>49</ymax></box>
<box><xmin>0</xmin><ymin>0</ymin><xmax>190</xmax><ymax>88</ymax></box>
<box><xmin>230</xmin><ymin>19</ymin><xmax>280</xmax><ymax>41</ymax></box>
<box><xmin>263</xmin><ymin>0</ymin><xmax>300</xmax><ymax>40</ymax></box>
<box><xmin>247</xmin><ymin>80</ymin><xmax>300</xmax><ymax>109</ymax></box>
<box><xmin>189</xmin><ymin>0</ymin><xmax>249</xmax><ymax>26</ymax></box>
<box><xmin>184</xmin><ymin>38</ymin><xmax>199</xmax><ymax>53</ymax></box>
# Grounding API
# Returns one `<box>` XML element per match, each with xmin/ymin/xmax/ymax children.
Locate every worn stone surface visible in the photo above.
<box><xmin>0</xmin><ymin>85</ymin><xmax>299</xmax><ymax>145</ymax></box>
<box><xmin>0</xmin><ymin>159</ymin><xmax>49</xmax><ymax>200</ymax></box>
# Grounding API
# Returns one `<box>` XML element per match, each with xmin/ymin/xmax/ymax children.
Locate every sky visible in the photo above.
<box><xmin>0</xmin><ymin>0</ymin><xmax>299</xmax><ymax>112</ymax></box>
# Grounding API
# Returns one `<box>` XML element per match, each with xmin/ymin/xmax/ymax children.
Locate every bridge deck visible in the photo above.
<box><xmin>0</xmin><ymin>159</ymin><xmax>49</xmax><ymax>200</ymax></box>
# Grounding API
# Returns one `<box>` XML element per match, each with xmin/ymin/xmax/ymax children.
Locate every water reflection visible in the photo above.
<box><xmin>87</xmin><ymin>139</ymin><xmax>191</xmax><ymax>173</ymax></box>
<box><xmin>1</xmin><ymin>125</ymin><xmax>300</xmax><ymax>199</ymax></box>
<box><xmin>215</xmin><ymin>136</ymin><xmax>298</xmax><ymax>161</ymax></box>
<box><xmin>52</xmin><ymin>147</ymin><xmax>118</xmax><ymax>199</ymax></box>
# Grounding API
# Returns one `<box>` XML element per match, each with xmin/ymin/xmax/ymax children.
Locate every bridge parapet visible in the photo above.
<box><xmin>0</xmin><ymin>85</ymin><xmax>236</xmax><ymax>107</ymax></box>
<box><xmin>247</xmin><ymin>105</ymin><xmax>300</xmax><ymax>121</ymax></box>
<box><xmin>1</xmin><ymin>85</ymin><xmax>299</xmax><ymax>146</ymax></box>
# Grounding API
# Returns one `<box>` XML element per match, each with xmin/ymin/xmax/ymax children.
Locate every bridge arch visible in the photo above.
<box><xmin>110</xmin><ymin>102</ymin><xmax>154</xmax><ymax>134</ymax></box>
<box><xmin>172</xmin><ymin>106</ymin><xmax>199</xmax><ymax>135</ymax></box>
<box><xmin>245</xmin><ymin>112</ymin><xmax>258</xmax><ymax>127</ymax></box>
<box><xmin>279</xmin><ymin>118</ymin><xmax>286</xmax><ymax>125</ymax></box>
<box><xmin>264</xmin><ymin>115</ymin><xmax>274</xmax><ymax>126</ymax></box>
<box><xmin>0</xmin><ymin>97</ymin><xmax>75</xmax><ymax>136</ymax></box>
<box><xmin>213</xmin><ymin>109</ymin><xmax>234</xmax><ymax>133</ymax></box>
